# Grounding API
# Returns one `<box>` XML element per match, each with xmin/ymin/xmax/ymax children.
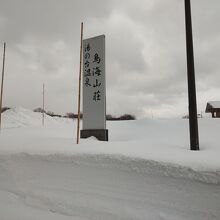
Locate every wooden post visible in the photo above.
<box><xmin>76</xmin><ymin>22</ymin><xmax>84</xmax><ymax>144</ymax></box>
<box><xmin>0</xmin><ymin>42</ymin><xmax>6</xmax><ymax>130</ymax></box>
<box><xmin>42</xmin><ymin>83</ymin><xmax>45</xmax><ymax>126</ymax></box>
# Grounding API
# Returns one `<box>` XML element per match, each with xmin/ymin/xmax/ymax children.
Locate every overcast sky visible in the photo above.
<box><xmin>0</xmin><ymin>0</ymin><xmax>220</xmax><ymax>118</ymax></box>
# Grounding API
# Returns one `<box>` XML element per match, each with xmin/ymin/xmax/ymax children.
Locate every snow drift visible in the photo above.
<box><xmin>0</xmin><ymin>107</ymin><xmax>220</xmax><ymax>184</ymax></box>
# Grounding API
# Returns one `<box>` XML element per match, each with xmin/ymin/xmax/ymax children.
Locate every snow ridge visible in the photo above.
<box><xmin>3</xmin><ymin>153</ymin><xmax>220</xmax><ymax>184</ymax></box>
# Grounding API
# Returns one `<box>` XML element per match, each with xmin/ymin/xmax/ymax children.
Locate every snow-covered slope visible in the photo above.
<box><xmin>2</xmin><ymin>107</ymin><xmax>69</xmax><ymax>128</ymax></box>
<box><xmin>1</xmin><ymin>153</ymin><xmax>220</xmax><ymax>220</ymax></box>
<box><xmin>1</xmin><ymin>107</ymin><xmax>220</xmax><ymax>182</ymax></box>
<box><xmin>0</xmin><ymin>107</ymin><xmax>220</xmax><ymax>220</ymax></box>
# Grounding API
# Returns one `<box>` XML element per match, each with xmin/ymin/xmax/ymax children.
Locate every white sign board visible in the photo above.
<box><xmin>82</xmin><ymin>35</ymin><xmax>106</xmax><ymax>130</ymax></box>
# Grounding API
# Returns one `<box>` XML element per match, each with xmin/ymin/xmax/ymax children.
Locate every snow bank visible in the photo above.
<box><xmin>1</xmin><ymin>107</ymin><xmax>220</xmax><ymax>183</ymax></box>
<box><xmin>2</xmin><ymin>107</ymin><xmax>70</xmax><ymax>128</ymax></box>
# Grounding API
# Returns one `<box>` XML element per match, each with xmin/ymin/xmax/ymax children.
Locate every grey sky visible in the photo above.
<box><xmin>0</xmin><ymin>0</ymin><xmax>220</xmax><ymax>118</ymax></box>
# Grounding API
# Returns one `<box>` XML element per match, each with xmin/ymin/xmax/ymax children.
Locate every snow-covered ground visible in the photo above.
<box><xmin>0</xmin><ymin>107</ymin><xmax>220</xmax><ymax>219</ymax></box>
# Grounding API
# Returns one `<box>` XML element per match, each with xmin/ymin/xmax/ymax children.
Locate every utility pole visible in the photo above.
<box><xmin>184</xmin><ymin>0</ymin><xmax>199</xmax><ymax>150</ymax></box>
<box><xmin>0</xmin><ymin>42</ymin><xmax>6</xmax><ymax>130</ymax></box>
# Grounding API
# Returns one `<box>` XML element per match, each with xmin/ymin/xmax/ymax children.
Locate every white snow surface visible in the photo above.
<box><xmin>0</xmin><ymin>107</ymin><xmax>220</xmax><ymax>220</ymax></box>
<box><xmin>207</xmin><ymin>101</ymin><xmax>220</xmax><ymax>108</ymax></box>
<box><xmin>1</xmin><ymin>107</ymin><xmax>220</xmax><ymax>175</ymax></box>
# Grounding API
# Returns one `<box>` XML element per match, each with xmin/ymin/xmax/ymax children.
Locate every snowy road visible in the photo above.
<box><xmin>0</xmin><ymin>154</ymin><xmax>220</xmax><ymax>220</ymax></box>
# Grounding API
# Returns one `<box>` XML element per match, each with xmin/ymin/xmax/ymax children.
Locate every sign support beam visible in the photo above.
<box><xmin>76</xmin><ymin>22</ymin><xmax>84</xmax><ymax>144</ymax></box>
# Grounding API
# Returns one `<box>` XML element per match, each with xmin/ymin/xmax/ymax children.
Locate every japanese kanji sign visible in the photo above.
<box><xmin>82</xmin><ymin>35</ymin><xmax>106</xmax><ymax>130</ymax></box>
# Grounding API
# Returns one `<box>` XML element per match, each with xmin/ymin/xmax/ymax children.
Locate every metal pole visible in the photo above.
<box><xmin>184</xmin><ymin>0</ymin><xmax>199</xmax><ymax>150</ymax></box>
<box><xmin>76</xmin><ymin>22</ymin><xmax>83</xmax><ymax>144</ymax></box>
<box><xmin>0</xmin><ymin>42</ymin><xmax>6</xmax><ymax>130</ymax></box>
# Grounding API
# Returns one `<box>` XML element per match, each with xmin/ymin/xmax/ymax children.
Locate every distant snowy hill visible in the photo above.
<box><xmin>2</xmin><ymin>107</ymin><xmax>70</xmax><ymax>128</ymax></box>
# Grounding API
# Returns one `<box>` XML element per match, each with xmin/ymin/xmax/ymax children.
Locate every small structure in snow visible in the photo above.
<box><xmin>205</xmin><ymin>101</ymin><xmax>220</xmax><ymax>118</ymax></box>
